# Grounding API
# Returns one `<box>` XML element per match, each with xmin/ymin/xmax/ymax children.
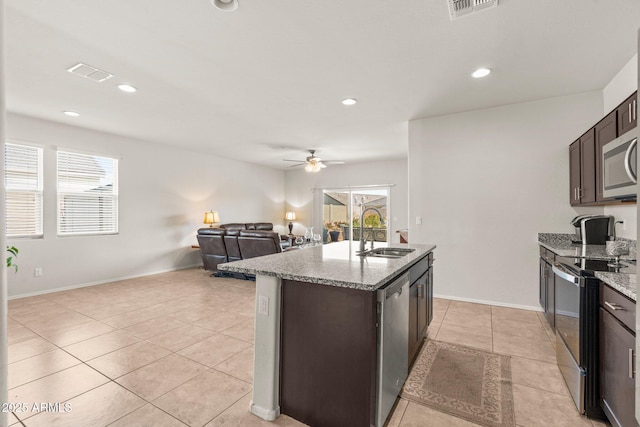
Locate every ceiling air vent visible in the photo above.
<box><xmin>448</xmin><ymin>0</ymin><xmax>498</xmax><ymax>20</ymax></box>
<box><xmin>67</xmin><ymin>63</ymin><xmax>113</xmax><ymax>82</ymax></box>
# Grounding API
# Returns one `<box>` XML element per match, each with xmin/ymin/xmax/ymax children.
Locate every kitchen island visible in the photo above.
<box><xmin>218</xmin><ymin>240</ymin><xmax>436</xmax><ymax>427</ymax></box>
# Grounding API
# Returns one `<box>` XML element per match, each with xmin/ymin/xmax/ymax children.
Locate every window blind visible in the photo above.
<box><xmin>5</xmin><ymin>143</ymin><xmax>43</xmax><ymax>237</ymax></box>
<box><xmin>57</xmin><ymin>150</ymin><xmax>118</xmax><ymax>236</ymax></box>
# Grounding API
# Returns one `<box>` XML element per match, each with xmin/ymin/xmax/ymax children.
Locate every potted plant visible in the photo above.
<box><xmin>6</xmin><ymin>245</ymin><xmax>18</xmax><ymax>272</ymax></box>
<box><xmin>325</xmin><ymin>222</ymin><xmax>342</xmax><ymax>243</ymax></box>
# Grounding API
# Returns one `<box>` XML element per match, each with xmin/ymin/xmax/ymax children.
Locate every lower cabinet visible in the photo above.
<box><xmin>539</xmin><ymin>247</ymin><xmax>555</xmax><ymax>329</ymax></box>
<box><xmin>599</xmin><ymin>283</ymin><xmax>637</xmax><ymax>427</ymax></box>
<box><xmin>409</xmin><ymin>253</ymin><xmax>434</xmax><ymax>364</ymax></box>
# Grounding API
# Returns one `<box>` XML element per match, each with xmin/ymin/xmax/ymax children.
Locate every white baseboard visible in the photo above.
<box><xmin>433</xmin><ymin>293</ymin><xmax>544</xmax><ymax>312</ymax></box>
<box><xmin>8</xmin><ymin>263</ymin><xmax>202</xmax><ymax>300</ymax></box>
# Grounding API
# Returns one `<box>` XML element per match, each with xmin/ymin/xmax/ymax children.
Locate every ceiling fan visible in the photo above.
<box><xmin>282</xmin><ymin>150</ymin><xmax>345</xmax><ymax>173</ymax></box>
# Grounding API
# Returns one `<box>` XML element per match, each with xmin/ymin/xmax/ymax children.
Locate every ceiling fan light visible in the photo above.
<box><xmin>305</xmin><ymin>163</ymin><xmax>313</xmax><ymax>172</ymax></box>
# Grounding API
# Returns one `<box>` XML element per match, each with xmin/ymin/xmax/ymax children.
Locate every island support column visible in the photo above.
<box><xmin>250</xmin><ymin>275</ymin><xmax>282</xmax><ymax>421</ymax></box>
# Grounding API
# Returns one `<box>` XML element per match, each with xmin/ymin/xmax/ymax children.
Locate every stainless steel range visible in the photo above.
<box><xmin>552</xmin><ymin>256</ymin><xmax>635</xmax><ymax>419</ymax></box>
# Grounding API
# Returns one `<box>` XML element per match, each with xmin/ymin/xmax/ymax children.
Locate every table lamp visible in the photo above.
<box><xmin>203</xmin><ymin>210</ymin><xmax>220</xmax><ymax>227</ymax></box>
<box><xmin>285</xmin><ymin>212</ymin><xmax>296</xmax><ymax>235</ymax></box>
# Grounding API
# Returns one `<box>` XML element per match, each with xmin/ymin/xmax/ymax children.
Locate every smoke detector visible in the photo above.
<box><xmin>448</xmin><ymin>0</ymin><xmax>498</xmax><ymax>20</ymax></box>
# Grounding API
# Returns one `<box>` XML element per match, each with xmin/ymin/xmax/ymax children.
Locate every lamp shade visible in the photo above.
<box><xmin>203</xmin><ymin>211</ymin><xmax>221</xmax><ymax>226</ymax></box>
<box><xmin>285</xmin><ymin>212</ymin><xmax>296</xmax><ymax>221</ymax></box>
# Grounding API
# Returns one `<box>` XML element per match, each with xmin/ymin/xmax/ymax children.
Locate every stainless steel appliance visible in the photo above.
<box><xmin>570</xmin><ymin>215</ymin><xmax>614</xmax><ymax>245</ymax></box>
<box><xmin>603</xmin><ymin>127</ymin><xmax>637</xmax><ymax>199</ymax></box>
<box><xmin>552</xmin><ymin>256</ymin><xmax>635</xmax><ymax>419</ymax></box>
<box><xmin>376</xmin><ymin>273</ymin><xmax>409</xmax><ymax>427</ymax></box>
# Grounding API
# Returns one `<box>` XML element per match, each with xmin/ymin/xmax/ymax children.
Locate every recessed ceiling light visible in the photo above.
<box><xmin>342</xmin><ymin>98</ymin><xmax>357</xmax><ymax>106</ymax></box>
<box><xmin>63</xmin><ymin>111</ymin><xmax>80</xmax><ymax>117</ymax></box>
<box><xmin>211</xmin><ymin>0</ymin><xmax>238</xmax><ymax>11</ymax></box>
<box><xmin>472</xmin><ymin>68</ymin><xmax>491</xmax><ymax>78</ymax></box>
<box><xmin>117</xmin><ymin>84</ymin><xmax>137</xmax><ymax>93</ymax></box>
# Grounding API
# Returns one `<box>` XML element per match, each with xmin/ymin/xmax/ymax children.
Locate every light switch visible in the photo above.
<box><xmin>416</xmin><ymin>216</ymin><xmax>422</xmax><ymax>225</ymax></box>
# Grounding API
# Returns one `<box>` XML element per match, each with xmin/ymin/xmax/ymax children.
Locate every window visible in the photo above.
<box><xmin>4</xmin><ymin>143</ymin><xmax>44</xmax><ymax>237</ymax></box>
<box><xmin>57</xmin><ymin>150</ymin><xmax>118</xmax><ymax>236</ymax></box>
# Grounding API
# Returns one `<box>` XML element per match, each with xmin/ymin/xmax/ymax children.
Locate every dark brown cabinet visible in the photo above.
<box><xmin>599</xmin><ymin>284</ymin><xmax>637</xmax><ymax>427</ymax></box>
<box><xmin>280</xmin><ymin>280</ymin><xmax>378</xmax><ymax>427</ymax></box>
<box><xmin>595</xmin><ymin>111</ymin><xmax>618</xmax><ymax>203</ymax></box>
<box><xmin>408</xmin><ymin>253</ymin><xmax>434</xmax><ymax>364</ymax></box>
<box><xmin>538</xmin><ymin>247</ymin><xmax>555</xmax><ymax>328</ymax></box>
<box><xmin>569</xmin><ymin>129</ymin><xmax>596</xmax><ymax>205</ymax></box>
<box><xmin>569</xmin><ymin>91</ymin><xmax>637</xmax><ymax>206</ymax></box>
<box><xmin>617</xmin><ymin>92</ymin><xmax>637</xmax><ymax>136</ymax></box>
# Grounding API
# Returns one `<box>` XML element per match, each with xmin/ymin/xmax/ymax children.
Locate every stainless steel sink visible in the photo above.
<box><xmin>360</xmin><ymin>248</ymin><xmax>415</xmax><ymax>259</ymax></box>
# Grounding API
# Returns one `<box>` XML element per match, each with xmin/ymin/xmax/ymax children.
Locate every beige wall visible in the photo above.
<box><xmin>7</xmin><ymin>114</ymin><xmax>286</xmax><ymax>297</ymax></box>
<box><xmin>408</xmin><ymin>92</ymin><xmax>604</xmax><ymax>309</ymax></box>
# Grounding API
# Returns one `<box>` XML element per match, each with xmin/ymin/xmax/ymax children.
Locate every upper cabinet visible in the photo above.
<box><xmin>595</xmin><ymin>110</ymin><xmax>617</xmax><ymax>203</ymax></box>
<box><xmin>617</xmin><ymin>92</ymin><xmax>637</xmax><ymax>136</ymax></box>
<box><xmin>570</xmin><ymin>91</ymin><xmax>637</xmax><ymax>206</ymax></box>
<box><xmin>570</xmin><ymin>129</ymin><xmax>596</xmax><ymax>205</ymax></box>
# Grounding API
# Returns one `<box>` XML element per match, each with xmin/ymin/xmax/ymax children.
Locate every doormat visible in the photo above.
<box><xmin>401</xmin><ymin>340</ymin><xmax>515</xmax><ymax>427</ymax></box>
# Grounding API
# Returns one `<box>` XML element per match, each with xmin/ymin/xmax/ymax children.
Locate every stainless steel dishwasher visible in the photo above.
<box><xmin>376</xmin><ymin>272</ymin><xmax>409</xmax><ymax>427</ymax></box>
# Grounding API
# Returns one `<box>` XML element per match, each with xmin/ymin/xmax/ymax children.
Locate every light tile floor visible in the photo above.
<box><xmin>6</xmin><ymin>269</ymin><xmax>610</xmax><ymax>426</ymax></box>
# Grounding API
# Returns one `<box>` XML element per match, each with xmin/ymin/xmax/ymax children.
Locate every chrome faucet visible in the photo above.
<box><xmin>358</xmin><ymin>207</ymin><xmax>384</xmax><ymax>253</ymax></box>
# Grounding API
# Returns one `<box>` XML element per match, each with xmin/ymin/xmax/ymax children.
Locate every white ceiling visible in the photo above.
<box><xmin>5</xmin><ymin>0</ymin><xmax>640</xmax><ymax>169</ymax></box>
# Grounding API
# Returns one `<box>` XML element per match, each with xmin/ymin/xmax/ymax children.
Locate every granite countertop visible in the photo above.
<box><xmin>539</xmin><ymin>233</ymin><xmax>636</xmax><ymax>301</ymax></box>
<box><xmin>538</xmin><ymin>233</ymin><xmax>636</xmax><ymax>261</ymax></box>
<box><xmin>218</xmin><ymin>241</ymin><xmax>436</xmax><ymax>291</ymax></box>
<box><xmin>595</xmin><ymin>272</ymin><xmax>636</xmax><ymax>301</ymax></box>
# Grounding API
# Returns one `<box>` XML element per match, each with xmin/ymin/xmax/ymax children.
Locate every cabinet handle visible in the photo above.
<box><xmin>578</xmin><ymin>188</ymin><xmax>583</xmax><ymax>199</ymax></box>
<box><xmin>630</xmin><ymin>103</ymin><xmax>633</xmax><ymax>123</ymax></box>
<box><xmin>630</xmin><ymin>348</ymin><xmax>635</xmax><ymax>379</ymax></box>
<box><xmin>633</xmin><ymin>100</ymin><xmax>636</xmax><ymax>121</ymax></box>
<box><xmin>574</xmin><ymin>188</ymin><xmax>578</xmax><ymax>201</ymax></box>
<box><xmin>604</xmin><ymin>301</ymin><xmax>624</xmax><ymax>311</ymax></box>
<box><xmin>417</xmin><ymin>284</ymin><xmax>424</xmax><ymax>298</ymax></box>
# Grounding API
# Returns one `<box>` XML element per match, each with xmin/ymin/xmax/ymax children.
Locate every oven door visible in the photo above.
<box><xmin>552</xmin><ymin>262</ymin><xmax>586</xmax><ymax>413</ymax></box>
<box><xmin>603</xmin><ymin>128</ymin><xmax>637</xmax><ymax>199</ymax></box>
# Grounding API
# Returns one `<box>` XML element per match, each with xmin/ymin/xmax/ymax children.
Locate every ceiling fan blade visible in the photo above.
<box><xmin>282</xmin><ymin>159</ymin><xmax>305</xmax><ymax>162</ymax></box>
<box><xmin>322</xmin><ymin>160</ymin><xmax>345</xmax><ymax>165</ymax></box>
<box><xmin>287</xmin><ymin>163</ymin><xmax>305</xmax><ymax>167</ymax></box>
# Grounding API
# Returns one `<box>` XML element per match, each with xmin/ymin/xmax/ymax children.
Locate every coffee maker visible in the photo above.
<box><xmin>570</xmin><ymin>215</ymin><xmax>613</xmax><ymax>245</ymax></box>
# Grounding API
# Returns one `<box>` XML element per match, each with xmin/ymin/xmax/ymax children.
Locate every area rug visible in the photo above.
<box><xmin>401</xmin><ymin>340</ymin><xmax>515</xmax><ymax>427</ymax></box>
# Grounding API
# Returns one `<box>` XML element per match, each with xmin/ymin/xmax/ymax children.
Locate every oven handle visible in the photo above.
<box><xmin>552</xmin><ymin>264</ymin><xmax>580</xmax><ymax>286</ymax></box>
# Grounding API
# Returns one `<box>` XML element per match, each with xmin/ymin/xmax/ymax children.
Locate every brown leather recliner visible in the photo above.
<box><xmin>237</xmin><ymin>230</ymin><xmax>282</xmax><ymax>259</ymax></box>
<box><xmin>196</xmin><ymin>228</ymin><xmax>227</xmax><ymax>272</ymax></box>
<box><xmin>197</xmin><ymin>223</ymin><xmax>284</xmax><ymax>274</ymax></box>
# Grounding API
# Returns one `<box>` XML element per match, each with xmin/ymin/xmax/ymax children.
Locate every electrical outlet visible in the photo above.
<box><xmin>416</xmin><ymin>216</ymin><xmax>422</xmax><ymax>225</ymax></box>
<box><xmin>34</xmin><ymin>268</ymin><xmax>43</xmax><ymax>277</ymax></box>
<box><xmin>258</xmin><ymin>295</ymin><xmax>269</xmax><ymax>316</ymax></box>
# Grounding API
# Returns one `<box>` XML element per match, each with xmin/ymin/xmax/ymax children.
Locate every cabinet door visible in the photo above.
<box><xmin>427</xmin><ymin>267</ymin><xmax>433</xmax><ymax>327</ymax></box>
<box><xmin>416</xmin><ymin>272</ymin><xmax>429</xmax><ymax>339</ymax></box>
<box><xmin>600</xmin><ymin>308</ymin><xmax>637</xmax><ymax>427</ymax></box>
<box><xmin>595</xmin><ymin>111</ymin><xmax>618</xmax><ymax>202</ymax></box>
<box><xmin>544</xmin><ymin>262</ymin><xmax>555</xmax><ymax>329</ymax></box>
<box><xmin>408</xmin><ymin>282</ymin><xmax>419</xmax><ymax>364</ymax></box>
<box><xmin>617</xmin><ymin>92</ymin><xmax>637</xmax><ymax>136</ymax></box>
<box><xmin>539</xmin><ymin>257</ymin><xmax>547</xmax><ymax>309</ymax></box>
<box><xmin>580</xmin><ymin>128</ymin><xmax>596</xmax><ymax>204</ymax></box>
<box><xmin>570</xmin><ymin>140</ymin><xmax>581</xmax><ymax>205</ymax></box>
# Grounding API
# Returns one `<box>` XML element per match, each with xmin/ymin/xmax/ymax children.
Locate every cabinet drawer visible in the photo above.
<box><xmin>539</xmin><ymin>246</ymin><xmax>555</xmax><ymax>264</ymax></box>
<box><xmin>410</xmin><ymin>256</ymin><xmax>430</xmax><ymax>284</ymax></box>
<box><xmin>600</xmin><ymin>283</ymin><xmax>636</xmax><ymax>331</ymax></box>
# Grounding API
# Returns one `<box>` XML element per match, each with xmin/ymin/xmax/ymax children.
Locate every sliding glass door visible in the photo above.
<box><xmin>322</xmin><ymin>187</ymin><xmax>389</xmax><ymax>243</ymax></box>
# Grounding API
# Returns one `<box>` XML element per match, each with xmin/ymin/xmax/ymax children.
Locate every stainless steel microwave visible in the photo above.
<box><xmin>602</xmin><ymin>127</ymin><xmax>637</xmax><ymax>199</ymax></box>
